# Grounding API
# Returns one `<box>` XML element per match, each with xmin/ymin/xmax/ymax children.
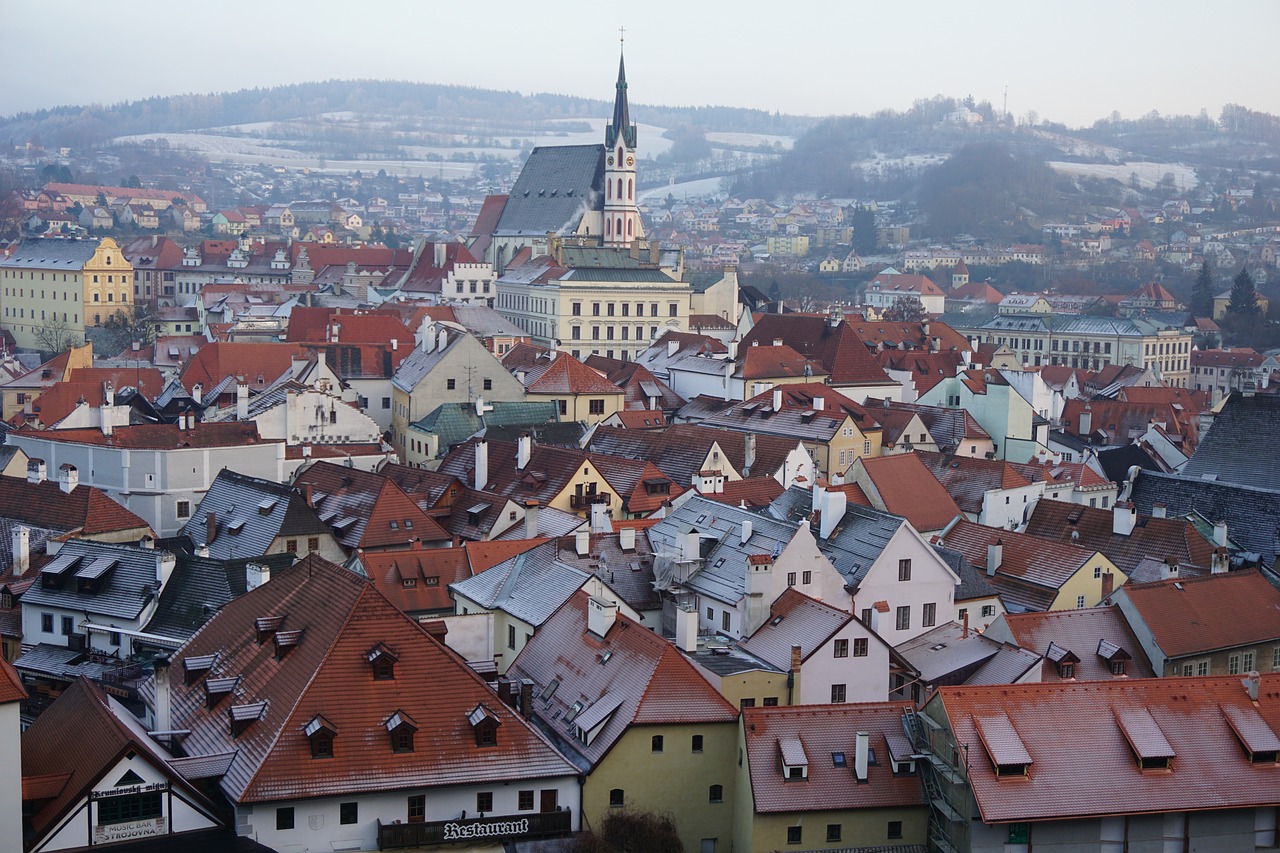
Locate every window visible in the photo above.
<box><xmin>802</xmin><ymin>570</ymin><xmax>811</xmax><ymax>584</ymax></box>
<box><xmin>508</xmin><ymin>625</ymin><xmax>517</xmax><ymax>650</ymax></box>
<box><xmin>722</xmin><ymin>611</ymin><xmax>731</xmax><ymax>631</ymax></box>
<box><xmin>447</xmin><ymin>378</ymin><xmax>456</xmax><ymax>390</ymax></box>
<box><xmin>407</xmin><ymin>795</ymin><xmax>425</xmax><ymax>823</ymax></box>
<box><xmin>652</xmin><ymin>735</ymin><xmax>664</xmax><ymax>752</ymax></box>
<box><xmin>340</xmin><ymin>802</ymin><xmax>358</xmax><ymax>825</ymax></box>
<box><xmin>787</xmin><ymin>826</ymin><xmax>802</xmax><ymax>844</ymax></box>
<box><xmin>981</xmin><ymin>605</ymin><xmax>996</xmax><ymax>618</ymax></box>
<box><xmin>589</xmin><ymin>399</ymin><xmax>605</xmax><ymax>415</ymax></box>
<box><xmin>483</xmin><ymin>378</ymin><xmax>492</xmax><ymax>391</ymax></box>
<box><xmin>896</xmin><ymin>606</ymin><xmax>910</xmax><ymax>631</ymax></box>
<box><xmin>61</xmin><ymin>616</ymin><xmax>73</xmax><ymax>636</ymax></box>
<box><xmin>1077</xmin><ymin>595</ymin><xmax>1087</xmax><ymax>609</ymax></box>
<box><xmin>609</xmin><ymin>788</ymin><xmax>624</xmax><ymax>808</ymax></box>
<box><xmin>1197</xmin><ymin>660</ymin><xmax>1209</xmax><ymax>676</ymax></box>
<box><xmin>709</xmin><ymin>784</ymin><xmax>723</xmax><ymax>803</ymax></box>
<box><xmin>41</xmin><ymin>613</ymin><xmax>53</xmax><ymax>633</ymax></box>
<box><xmin>706</xmin><ymin>607</ymin><xmax>714</xmax><ymax>621</ymax></box>
<box><xmin>827</xmin><ymin>824</ymin><xmax>842</xmax><ymax>842</ymax></box>
<box><xmin>1230</xmin><ymin>654</ymin><xmax>1242</xmax><ymax>675</ymax></box>
<box><xmin>276</xmin><ymin>807</ymin><xmax>295</xmax><ymax>831</ymax></box>
<box><xmin>286</xmin><ymin>539</ymin><xmax>298</xmax><ymax>553</ymax></box>
<box><xmin>831</xmin><ymin>683</ymin><xmax>847</xmax><ymax>703</ymax></box>
<box><xmin>787</xmin><ymin>572</ymin><xmax>797</xmax><ymax>586</ymax></box>
<box><xmin>518</xmin><ymin>790</ymin><xmax>534</xmax><ymax>810</ymax></box>
<box><xmin>898</xmin><ymin>558</ymin><xmax>911</xmax><ymax>581</ymax></box>
<box><xmin>764</xmin><ymin>697</ymin><xmax>778</xmax><ymax>706</ymax></box>
<box><xmin>923</xmin><ymin>602</ymin><xmax>937</xmax><ymax>628</ymax></box>
<box><xmin>669</xmin><ymin>303</ymin><xmax>678</xmax><ymax>317</ymax></box>
<box><xmin>1244</xmin><ymin>651</ymin><xmax>1255</xmax><ymax>672</ymax></box>
<box><xmin>888</xmin><ymin>821</ymin><xmax>903</xmax><ymax>839</ymax></box>
<box><xmin>98</xmin><ymin>791</ymin><xmax>162</xmax><ymax>825</ymax></box>
<box><xmin>1273</xmin><ymin>646</ymin><xmax>1280</xmax><ymax>671</ymax></box>
<box><xmin>1094</xmin><ymin>566</ymin><xmax>1102</xmax><ymax>579</ymax></box>
<box><xmin>834</xmin><ymin>639</ymin><xmax>849</xmax><ymax>658</ymax></box>
<box><xmin>176</xmin><ymin>500</ymin><xmax>191</xmax><ymax>519</ymax></box>
<box><xmin>476</xmin><ymin>792</ymin><xmax>493</xmax><ymax>813</ymax></box>
<box><xmin>308</xmin><ymin>537</ymin><xmax>320</xmax><ymax>552</ymax></box>
<box><xmin>853</xmin><ymin>638</ymin><xmax>868</xmax><ymax>657</ymax></box>
<box><xmin>740</xmin><ymin>698</ymin><xmax>755</xmax><ymax>709</ymax></box>
<box><xmin>311</xmin><ymin>731</ymin><xmax>334</xmax><ymax>759</ymax></box>
<box><xmin>572</xmin><ymin>302</ymin><xmax>581</xmax><ymax>316</ymax></box>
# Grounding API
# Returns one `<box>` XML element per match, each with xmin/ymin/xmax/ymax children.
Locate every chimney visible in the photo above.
<box><xmin>587</xmin><ymin>595</ymin><xmax>618</xmax><ymax>638</ymax></box>
<box><xmin>58</xmin><ymin>464</ymin><xmax>79</xmax><ymax>494</ymax></box>
<box><xmin>236</xmin><ymin>384</ymin><xmax>249</xmax><ymax>421</ymax></box>
<box><xmin>27</xmin><ymin>459</ymin><xmax>46</xmax><ymax>485</ymax></box>
<box><xmin>854</xmin><ymin>731</ymin><xmax>870</xmax><ymax>783</ymax></box>
<box><xmin>772</xmin><ymin>338</ymin><xmax>784</xmax><ymax>347</ymax></box>
<box><xmin>205</xmin><ymin>511</ymin><xmax>218</xmax><ymax>544</ymax></box>
<box><xmin>962</xmin><ymin>609</ymin><xmax>969</xmax><ymax>639</ymax></box>
<box><xmin>986</xmin><ymin>539</ymin><xmax>1003</xmax><ymax>577</ymax></box>
<box><xmin>744</xmin><ymin>554</ymin><xmax>774</xmax><ymax>636</ymax></box>
<box><xmin>519</xmin><ymin>678</ymin><xmax>534</xmax><ymax>719</ymax></box>
<box><xmin>739</xmin><ymin>519</ymin><xmax>753</xmax><ymax>546</ymax></box>
<box><xmin>790</xmin><ymin>643</ymin><xmax>803</xmax><ymax>674</ymax></box>
<box><xmin>1212</xmin><ymin>546</ymin><xmax>1229</xmax><ymax>574</ymax></box>
<box><xmin>1112</xmin><ymin>501</ymin><xmax>1137</xmax><ymax>536</ymax></box>
<box><xmin>813</xmin><ymin>396</ymin><xmax>824</xmax><ymax>411</ymax></box>
<box><xmin>1100</xmin><ymin>571</ymin><xmax>1115</xmax><ymax>600</ymax></box>
<box><xmin>420</xmin><ymin>319</ymin><xmax>435</xmax><ymax>352</ymax></box>
<box><xmin>101</xmin><ymin>405</ymin><xmax>113</xmax><ymax>437</ymax></box>
<box><xmin>668</xmin><ymin>338</ymin><xmax>680</xmax><ymax>358</ymax></box>
<box><xmin>743</xmin><ymin>433</ymin><xmax>757</xmax><ymax>477</ymax></box>
<box><xmin>437</xmin><ymin>328</ymin><xmax>448</xmax><ymax>353</ymax></box>
<box><xmin>619</xmin><ymin>526</ymin><xmax>636</xmax><ymax>551</ymax></box>
<box><xmin>11</xmin><ymin>526</ymin><xmax>29</xmax><ymax>576</ymax></box>
<box><xmin>192</xmin><ymin>383</ymin><xmax>203</xmax><ymax>405</ymax></box>
<box><xmin>675</xmin><ymin>605</ymin><xmax>698</xmax><ymax>653</ymax></box>
<box><xmin>246</xmin><ymin>562</ymin><xmax>271</xmax><ymax>591</ymax></box>
<box><xmin>772</xmin><ymin>387</ymin><xmax>783</xmax><ymax>411</ymax></box>
<box><xmin>1244</xmin><ymin>671</ymin><xmax>1261</xmax><ymax>702</ymax></box>
<box><xmin>496</xmin><ymin>677</ymin><xmax>516</xmax><ymax>708</ymax></box>
<box><xmin>523</xmin><ymin>500</ymin><xmax>540</xmax><ymax>539</ymax></box>
<box><xmin>152</xmin><ymin>655</ymin><xmax>171</xmax><ymax>736</ymax></box>
<box><xmin>1213</xmin><ymin>520</ymin><xmax>1228</xmax><ymax>548</ymax></box>
<box><xmin>1161</xmin><ymin>556</ymin><xmax>1179</xmax><ymax>581</ymax></box>
<box><xmin>590</xmin><ymin>501</ymin><xmax>612</xmax><ymax>534</ymax></box>
<box><xmin>819</xmin><ymin>485</ymin><xmax>847</xmax><ymax>540</ymax></box>
<box><xmin>575</xmin><ymin>528</ymin><xmax>590</xmax><ymax>557</ymax></box>
<box><xmin>196</xmin><ymin>543</ymin><xmax>210</xmax><ymax>558</ymax></box>
<box><xmin>473</xmin><ymin>440</ymin><xmax>489</xmax><ymax>491</ymax></box>
<box><xmin>516</xmin><ymin>434</ymin><xmax>532</xmax><ymax>470</ymax></box>
<box><xmin>390</xmin><ymin>337</ymin><xmax>398</xmax><ymax>351</ymax></box>
<box><xmin>1079</xmin><ymin>404</ymin><xmax>1092</xmax><ymax>437</ymax></box>
<box><xmin>1151</xmin><ymin>502</ymin><xmax>1167</xmax><ymax>519</ymax></box>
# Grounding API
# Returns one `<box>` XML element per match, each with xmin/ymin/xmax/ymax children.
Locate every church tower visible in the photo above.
<box><xmin>603</xmin><ymin>42</ymin><xmax>640</xmax><ymax>248</ymax></box>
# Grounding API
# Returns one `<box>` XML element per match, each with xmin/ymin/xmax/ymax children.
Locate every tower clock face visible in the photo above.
<box><xmin>626</xmin><ymin>155</ymin><xmax>634</xmax><ymax>166</ymax></box>
<box><xmin>607</xmin><ymin>155</ymin><xmax>615</xmax><ymax>166</ymax></box>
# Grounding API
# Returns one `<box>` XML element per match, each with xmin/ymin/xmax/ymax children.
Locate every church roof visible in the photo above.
<box><xmin>605</xmin><ymin>50</ymin><xmax>636</xmax><ymax>150</ymax></box>
<box><xmin>494</xmin><ymin>145</ymin><xmax>605</xmax><ymax>237</ymax></box>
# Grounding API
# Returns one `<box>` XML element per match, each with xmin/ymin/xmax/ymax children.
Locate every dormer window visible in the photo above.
<box><xmin>385</xmin><ymin>710</ymin><xmax>417</xmax><ymax>753</ymax></box>
<box><xmin>274</xmin><ymin>630</ymin><xmax>302</xmax><ymax>661</ymax></box>
<box><xmin>779</xmin><ymin>737</ymin><xmax>809</xmax><ymax>780</ymax></box>
<box><xmin>368</xmin><ymin>644</ymin><xmax>399</xmax><ymax>680</ymax></box>
<box><xmin>468</xmin><ymin>704</ymin><xmax>501</xmax><ymax>748</ymax></box>
<box><xmin>184</xmin><ymin>653</ymin><xmax>217</xmax><ymax>686</ymax></box>
<box><xmin>305</xmin><ymin>715</ymin><xmax>337</xmax><ymax>758</ymax></box>
<box><xmin>229</xmin><ymin>701</ymin><xmax>266</xmax><ymax>738</ymax></box>
<box><xmin>255</xmin><ymin>615</ymin><xmax>283</xmax><ymax>645</ymax></box>
<box><xmin>205</xmin><ymin>676</ymin><xmax>240</xmax><ymax>709</ymax></box>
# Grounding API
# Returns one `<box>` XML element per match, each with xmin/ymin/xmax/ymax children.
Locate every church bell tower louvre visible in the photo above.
<box><xmin>603</xmin><ymin>32</ymin><xmax>640</xmax><ymax>248</ymax></box>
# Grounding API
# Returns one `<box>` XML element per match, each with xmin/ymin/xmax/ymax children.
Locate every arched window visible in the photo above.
<box><xmin>627</xmin><ymin>218</ymin><xmax>633</xmax><ymax>237</ymax></box>
<box><xmin>606</xmin><ymin>180</ymin><xmax>611</xmax><ymax>200</ymax></box>
<box><xmin>628</xmin><ymin>178</ymin><xmax>633</xmax><ymax>200</ymax></box>
<box><xmin>616</xmin><ymin>217</ymin><xmax>623</xmax><ymax>238</ymax></box>
<box><xmin>709</xmin><ymin>784</ymin><xmax>723</xmax><ymax>803</ymax></box>
<box><xmin>605</xmin><ymin>218</ymin><xmax>611</xmax><ymax>236</ymax></box>
<box><xmin>609</xmin><ymin>788</ymin><xmax>624</xmax><ymax>807</ymax></box>
<box><xmin>617</xmin><ymin>178</ymin><xmax>623</xmax><ymax>199</ymax></box>
<box><xmin>618</xmin><ymin>146</ymin><xmax>623</xmax><ymax>163</ymax></box>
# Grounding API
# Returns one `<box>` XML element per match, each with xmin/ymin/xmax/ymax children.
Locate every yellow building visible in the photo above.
<box><xmin>0</xmin><ymin>238</ymin><xmax>134</xmax><ymax>349</ymax></box>
<box><xmin>520</xmin><ymin>351</ymin><xmax>626</xmax><ymax>426</ymax></box>
<box><xmin>766</xmin><ymin>234</ymin><xmax>810</xmax><ymax>257</ymax></box>
<box><xmin>0</xmin><ymin>343</ymin><xmax>94</xmax><ymax>421</ymax></box>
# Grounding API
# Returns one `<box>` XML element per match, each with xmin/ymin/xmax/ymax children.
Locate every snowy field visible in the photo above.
<box><xmin>638</xmin><ymin>176</ymin><xmax>727</xmax><ymax>202</ymax></box>
<box><xmin>704</xmin><ymin>131</ymin><xmax>793</xmax><ymax>149</ymax></box>
<box><xmin>1047</xmin><ymin>160</ymin><xmax>1198</xmax><ymax>191</ymax></box>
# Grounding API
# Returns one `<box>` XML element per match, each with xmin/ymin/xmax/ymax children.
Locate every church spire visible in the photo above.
<box><xmin>606</xmin><ymin>36</ymin><xmax>636</xmax><ymax>150</ymax></box>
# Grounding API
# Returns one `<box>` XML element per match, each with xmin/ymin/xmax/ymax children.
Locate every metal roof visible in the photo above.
<box><xmin>494</xmin><ymin>145</ymin><xmax>605</xmax><ymax>236</ymax></box>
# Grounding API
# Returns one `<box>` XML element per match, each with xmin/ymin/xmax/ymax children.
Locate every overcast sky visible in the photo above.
<box><xmin>5</xmin><ymin>0</ymin><xmax>1276</xmax><ymax>128</ymax></box>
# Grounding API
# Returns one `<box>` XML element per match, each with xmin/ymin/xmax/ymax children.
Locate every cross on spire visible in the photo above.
<box><xmin>619</xmin><ymin>25</ymin><xmax>625</xmax><ymax>47</ymax></box>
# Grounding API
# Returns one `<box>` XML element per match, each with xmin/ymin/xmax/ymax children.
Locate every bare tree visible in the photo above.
<box><xmin>34</xmin><ymin>315</ymin><xmax>80</xmax><ymax>356</ymax></box>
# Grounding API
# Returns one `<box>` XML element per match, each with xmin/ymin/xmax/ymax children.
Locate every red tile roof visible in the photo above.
<box><xmin>180</xmin><ymin>342</ymin><xmax>309</xmax><ymax>393</ymax></box>
<box><xmin>1114</xmin><ymin>569</ymin><xmax>1280</xmax><ymax>658</ymax></box>
<box><xmin>853</xmin><ymin>453</ymin><xmax>964</xmax><ymax>532</ymax></box>
<box><xmin>703</xmin><ymin>477</ymin><xmax>785</xmax><ymax>508</ymax></box>
<box><xmin>163</xmin><ymin>555</ymin><xmax>577</xmax><ymax>803</ymax></box>
<box><xmin>999</xmin><ymin>607</ymin><xmax>1155</xmax><ymax>681</ymax></box>
<box><xmin>293</xmin><ymin>462</ymin><xmax>450</xmax><ymax>548</ymax></box>
<box><xmin>1192</xmin><ymin>348</ymin><xmax>1263</xmax><ymax>369</ymax></box>
<box><xmin>286</xmin><ymin>307</ymin><xmax>414</xmax><ymax>347</ymax></box>
<box><xmin>0</xmin><ymin>657</ymin><xmax>25</xmax><ymax>703</ymax></box>
<box><xmin>360</xmin><ymin>545</ymin><xmax>471</xmax><ymax>614</ymax></box>
<box><xmin>30</xmin><ymin>367</ymin><xmax>166</xmax><ymax>425</ymax></box>
<box><xmin>916</xmin><ymin>451</ymin><xmax>1034</xmax><ymax>515</ymax></box>
<box><xmin>738</xmin><ymin>344</ymin><xmax>828</xmax><ymax>380</ymax></box>
<box><xmin>524</xmin><ymin>353</ymin><xmax>624</xmax><ymax>396</ymax></box>
<box><xmin>933</xmin><ymin>674</ymin><xmax>1280</xmax><ymax>823</ymax></box>
<box><xmin>21</xmin><ymin>422</ymin><xmax>268</xmax><ymax>449</ymax></box>
<box><xmin>0</xmin><ymin>477</ymin><xmax>152</xmax><ymax>536</ymax></box>
<box><xmin>1022</xmin><ymin>499</ymin><xmax>1214</xmax><ymax>575</ymax></box>
<box><xmin>740</xmin><ymin>314</ymin><xmax>894</xmax><ymax>386</ymax></box>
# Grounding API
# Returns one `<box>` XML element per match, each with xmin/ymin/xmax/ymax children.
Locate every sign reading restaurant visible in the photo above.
<box><xmin>443</xmin><ymin>817</ymin><xmax>530</xmax><ymax>841</ymax></box>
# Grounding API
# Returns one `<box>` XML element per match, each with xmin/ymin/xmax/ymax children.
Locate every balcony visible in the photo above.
<box><xmin>569</xmin><ymin>492</ymin><xmax>612</xmax><ymax>510</ymax></box>
<box><xmin>377</xmin><ymin>808</ymin><xmax>572</xmax><ymax>850</ymax></box>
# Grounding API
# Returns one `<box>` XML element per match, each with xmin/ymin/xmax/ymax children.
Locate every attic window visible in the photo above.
<box><xmin>205</xmin><ymin>676</ymin><xmax>240</xmax><ymax>709</ymax></box>
<box><xmin>403</xmin><ymin>519</ymin><xmax>413</xmax><ymax>529</ymax></box>
<box><xmin>468</xmin><ymin>704</ymin><xmax>501</xmax><ymax>747</ymax></box>
<box><xmin>974</xmin><ymin>714</ymin><xmax>1032</xmax><ymax>778</ymax></box>
<box><xmin>1222</xmin><ymin>704</ymin><xmax>1280</xmax><ymax>764</ymax></box>
<box><xmin>227</xmin><ymin>519</ymin><xmax>246</xmax><ymax>534</ymax></box>
<box><xmin>386</xmin><ymin>710</ymin><xmax>418</xmax><ymax>753</ymax></box>
<box><xmin>389</xmin><ymin>520</ymin><xmax>399</xmax><ymax>530</ymax></box>
<box><xmin>779</xmin><ymin>737</ymin><xmax>809</xmax><ymax>780</ymax></box>
<box><xmin>305</xmin><ymin>715</ymin><xmax>337</xmax><ymax>758</ymax></box>
<box><xmin>229</xmin><ymin>701</ymin><xmax>267</xmax><ymax>738</ymax></box>
<box><xmin>258</xmin><ymin>498</ymin><xmax>278</xmax><ymax>514</ymax></box>
<box><xmin>832</xmin><ymin>751</ymin><xmax>847</xmax><ymax>768</ymax></box>
<box><xmin>183</xmin><ymin>653</ymin><xmax>217</xmax><ymax>685</ymax></box>
<box><xmin>274</xmin><ymin>629</ymin><xmax>303</xmax><ymax>660</ymax></box>
<box><xmin>1115</xmin><ymin>708</ymin><xmax>1175</xmax><ymax>771</ymax></box>
<box><xmin>255</xmin><ymin>616</ymin><xmax>283</xmax><ymax>645</ymax></box>
<box><xmin>368</xmin><ymin>644</ymin><xmax>399</xmax><ymax>680</ymax></box>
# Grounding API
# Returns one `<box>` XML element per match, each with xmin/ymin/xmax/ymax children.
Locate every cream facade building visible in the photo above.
<box><xmin>0</xmin><ymin>238</ymin><xmax>134</xmax><ymax>349</ymax></box>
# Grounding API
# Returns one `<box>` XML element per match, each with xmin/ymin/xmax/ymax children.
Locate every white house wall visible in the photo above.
<box><xmin>850</xmin><ymin>525</ymin><xmax>959</xmax><ymax>646</ymax></box>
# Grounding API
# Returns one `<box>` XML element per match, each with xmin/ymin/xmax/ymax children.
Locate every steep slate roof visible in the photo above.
<box><xmin>1181</xmin><ymin>394</ymin><xmax>1280</xmax><ymax>492</ymax></box>
<box><xmin>494</xmin><ymin>144</ymin><xmax>605</xmax><ymax>236</ymax></box>
<box><xmin>933</xmin><ymin>545</ymin><xmax>1001</xmax><ymax>604</ymax></box>
<box><xmin>938</xmin><ymin>519</ymin><xmax>1101</xmax><ymax>612</ymax></box>
<box><xmin>1113</xmin><ymin>570</ymin><xmax>1280</xmax><ymax>658</ymax></box>
<box><xmin>854</xmin><ymin>453</ymin><xmax>964</xmax><ymax>532</ymax></box>
<box><xmin>932</xmin><ymin>675</ymin><xmax>1280</xmax><ymax>824</ymax></box>
<box><xmin>1131</xmin><ymin>464</ymin><xmax>1280</xmax><ymax>565</ymax></box>
<box><xmin>998</xmin><ymin>606</ymin><xmax>1154</xmax><ymax>681</ymax></box>
<box><xmin>506</xmin><ymin>591</ymin><xmax>738</xmax><ymax>772</ymax></box>
<box><xmin>740</xmin><ymin>314</ymin><xmax>895</xmax><ymax>386</ymax></box>
<box><xmin>741</xmin><ymin>587</ymin><xmax>853</xmax><ymax>668</ymax></box>
<box><xmin>21</xmin><ymin>539</ymin><xmax>170</xmax><ymax>621</ymax></box>
<box><xmin>144</xmin><ymin>552</ymin><xmax>298</xmax><ymax>642</ymax></box>
<box><xmin>864</xmin><ymin>399</ymin><xmax>991</xmax><ymax>453</ymax></box>
<box><xmin>157</xmin><ymin>555</ymin><xmax>577</xmax><ymax>803</ymax></box>
<box><xmin>389</xmin><ymin>328</ymin><xmax>469</xmax><ymax>393</ymax></box>
<box><xmin>292</xmin><ymin>462</ymin><xmax>450</xmax><ymax>549</ymax></box>
<box><xmin>742</xmin><ymin>702</ymin><xmax>924</xmax><ymax>813</ymax></box>
<box><xmin>766</xmin><ymin>487</ymin><xmax>909</xmax><ymax>589</ymax></box>
<box><xmin>649</xmin><ymin>495</ymin><xmax>803</xmax><ymax>605</ymax></box>
<box><xmin>583</xmin><ymin>355</ymin><xmax>685</xmax><ymax>410</ymax></box>
<box><xmin>549</xmin><ymin>531</ymin><xmax>662</xmax><ymax>614</ymax></box>
<box><xmin>1022</xmin><ymin>499</ymin><xmax>1215</xmax><ymax>575</ymax></box>
<box><xmin>360</xmin><ymin>545</ymin><xmax>470</xmax><ymax>615</ymax></box>
<box><xmin>451</xmin><ymin>541</ymin><xmax>591</xmax><ymax>627</ymax></box>
<box><xmin>180</xmin><ymin>469</ymin><xmax>330</xmax><ymax>559</ymax></box>
<box><xmin>21</xmin><ymin>678</ymin><xmax>215</xmax><ymax>842</ymax></box>
<box><xmin>895</xmin><ymin>622</ymin><xmax>1010</xmax><ymax>685</ymax></box>
<box><xmin>1061</xmin><ymin>398</ymin><xmax>1199</xmax><ymax>448</ymax></box>
<box><xmin>0</xmin><ymin>477</ymin><xmax>151</xmax><ymax>537</ymax></box>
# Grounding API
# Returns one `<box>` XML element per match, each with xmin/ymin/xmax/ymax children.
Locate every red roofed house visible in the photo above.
<box><xmin>920</xmin><ymin>675</ymin><xmax>1280</xmax><ymax>852</ymax></box>
<box><xmin>292</xmin><ymin>461</ymin><xmax>451</xmax><ymax>553</ymax></box>
<box><xmin>152</xmin><ymin>555</ymin><xmax>581</xmax><ymax>851</ymax></box>
<box><xmin>845</xmin><ymin>453</ymin><xmax>964</xmax><ymax>535</ymax></box>
<box><xmin>864</xmin><ymin>269</ymin><xmax>946</xmax><ymax>315</ymax></box>
<box><xmin>518</xmin><ymin>351</ymin><xmax>625</xmax><ymax>425</ymax></box>
<box><xmin>739</xmin><ymin>312</ymin><xmax>900</xmax><ymax>399</ymax></box>
<box><xmin>506</xmin><ymin>591</ymin><xmax>739</xmax><ymax>852</ymax></box>
<box><xmin>737</xmin><ymin>702</ymin><xmax>927</xmax><ymax>852</ymax></box>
